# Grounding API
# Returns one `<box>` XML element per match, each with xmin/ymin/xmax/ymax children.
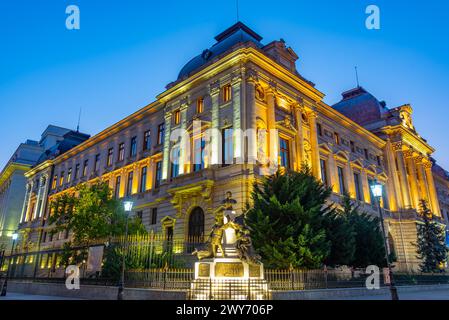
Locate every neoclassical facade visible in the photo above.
<box><xmin>16</xmin><ymin>22</ymin><xmax>448</xmax><ymax>271</ymax></box>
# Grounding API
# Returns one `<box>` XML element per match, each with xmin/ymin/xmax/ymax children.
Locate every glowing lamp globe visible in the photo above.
<box><xmin>370</xmin><ymin>183</ymin><xmax>383</xmax><ymax>198</ymax></box>
<box><xmin>123</xmin><ymin>200</ymin><xmax>134</xmax><ymax>212</ymax></box>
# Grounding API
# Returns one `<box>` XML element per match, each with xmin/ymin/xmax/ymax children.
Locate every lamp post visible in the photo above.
<box><xmin>370</xmin><ymin>182</ymin><xmax>399</xmax><ymax>301</ymax></box>
<box><xmin>117</xmin><ymin>198</ymin><xmax>133</xmax><ymax>300</ymax></box>
<box><xmin>1</xmin><ymin>232</ymin><xmax>18</xmax><ymax>297</ymax></box>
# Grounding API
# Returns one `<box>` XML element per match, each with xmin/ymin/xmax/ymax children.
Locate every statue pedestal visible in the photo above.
<box><xmin>194</xmin><ymin>257</ymin><xmax>264</xmax><ymax>280</ymax></box>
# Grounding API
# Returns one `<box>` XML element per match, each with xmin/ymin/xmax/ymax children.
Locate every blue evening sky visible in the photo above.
<box><xmin>0</xmin><ymin>0</ymin><xmax>448</xmax><ymax>169</ymax></box>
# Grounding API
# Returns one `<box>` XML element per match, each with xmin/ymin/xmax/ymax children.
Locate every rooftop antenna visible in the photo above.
<box><xmin>236</xmin><ymin>0</ymin><xmax>240</xmax><ymax>22</ymax></box>
<box><xmin>76</xmin><ymin>107</ymin><xmax>81</xmax><ymax>132</ymax></box>
<box><xmin>355</xmin><ymin>66</ymin><xmax>360</xmax><ymax>88</ymax></box>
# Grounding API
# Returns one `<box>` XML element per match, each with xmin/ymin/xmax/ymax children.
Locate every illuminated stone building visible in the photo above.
<box><xmin>0</xmin><ymin>126</ymin><xmax>86</xmax><ymax>250</ymax></box>
<box><xmin>16</xmin><ymin>22</ymin><xmax>448</xmax><ymax>271</ymax></box>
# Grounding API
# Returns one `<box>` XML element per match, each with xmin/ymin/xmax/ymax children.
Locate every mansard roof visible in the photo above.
<box><xmin>176</xmin><ymin>22</ymin><xmax>264</xmax><ymax>82</ymax></box>
<box><xmin>36</xmin><ymin>130</ymin><xmax>90</xmax><ymax>165</ymax></box>
<box><xmin>332</xmin><ymin>86</ymin><xmax>389</xmax><ymax>126</ymax></box>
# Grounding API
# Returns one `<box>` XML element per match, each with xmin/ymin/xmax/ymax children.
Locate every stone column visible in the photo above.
<box><xmin>161</xmin><ymin>111</ymin><xmax>172</xmax><ymax>181</ymax></box>
<box><xmin>20</xmin><ymin>184</ymin><xmax>31</xmax><ymax>223</ymax></box>
<box><xmin>38</xmin><ymin>176</ymin><xmax>49</xmax><ymax>218</ymax></box>
<box><xmin>405</xmin><ymin>151</ymin><xmax>420</xmax><ymax>210</ymax></box>
<box><xmin>393</xmin><ymin>143</ymin><xmax>412</xmax><ymax>209</ymax></box>
<box><xmin>424</xmin><ymin>161</ymin><xmax>441</xmax><ymax>217</ymax></box>
<box><xmin>328</xmin><ymin>153</ymin><xmax>338</xmax><ymax>193</ymax></box>
<box><xmin>231</xmin><ymin>74</ymin><xmax>243</xmax><ymax>163</ymax></box>
<box><xmin>346</xmin><ymin>160</ymin><xmax>355</xmax><ymax>198</ymax></box>
<box><xmin>132</xmin><ymin>164</ymin><xmax>139</xmax><ymax>194</ymax></box>
<box><xmin>416</xmin><ymin>158</ymin><xmax>430</xmax><ymax>203</ymax></box>
<box><xmin>33</xmin><ymin>179</ymin><xmax>43</xmax><ymax>220</ymax></box>
<box><xmin>146</xmin><ymin>159</ymin><xmax>154</xmax><ymax>191</ymax></box>
<box><xmin>245</xmin><ymin>70</ymin><xmax>258</xmax><ymax>164</ymax></box>
<box><xmin>308</xmin><ymin>111</ymin><xmax>322</xmax><ymax>181</ymax></box>
<box><xmin>179</xmin><ymin>103</ymin><xmax>188</xmax><ymax>174</ymax></box>
<box><xmin>293</xmin><ymin>102</ymin><xmax>304</xmax><ymax>170</ymax></box>
<box><xmin>25</xmin><ymin>181</ymin><xmax>34</xmax><ymax>222</ymax></box>
<box><xmin>209</xmin><ymin>82</ymin><xmax>220</xmax><ymax>166</ymax></box>
<box><xmin>384</xmin><ymin>140</ymin><xmax>400</xmax><ymax>212</ymax></box>
<box><xmin>361</xmin><ymin>169</ymin><xmax>371</xmax><ymax>204</ymax></box>
<box><xmin>266</xmin><ymin>85</ymin><xmax>278</xmax><ymax>167</ymax></box>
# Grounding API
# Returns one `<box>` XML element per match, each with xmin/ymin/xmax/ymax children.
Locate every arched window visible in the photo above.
<box><xmin>187</xmin><ymin>207</ymin><xmax>205</xmax><ymax>249</ymax></box>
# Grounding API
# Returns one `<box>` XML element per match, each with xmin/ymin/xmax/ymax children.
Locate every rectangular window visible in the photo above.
<box><xmin>115</xmin><ymin>176</ymin><xmax>121</xmax><ymax>198</ymax></box>
<box><xmin>140</xmin><ymin>167</ymin><xmax>147</xmax><ymax>193</ymax></box>
<box><xmin>74</xmin><ymin>164</ymin><xmax>80</xmax><ymax>179</ymax></box>
<box><xmin>354</xmin><ymin>173</ymin><xmax>363</xmax><ymax>201</ymax></box>
<box><xmin>174</xmin><ymin>110</ymin><xmax>181</xmax><ymax>125</ymax></box>
<box><xmin>83</xmin><ymin>160</ymin><xmax>88</xmax><ymax>177</ymax></box>
<box><xmin>59</xmin><ymin>172</ymin><xmax>64</xmax><ymax>186</ymax></box>
<box><xmin>317</xmin><ymin>123</ymin><xmax>323</xmax><ymax>136</ymax></box>
<box><xmin>151</xmin><ymin>208</ymin><xmax>158</xmax><ymax>225</ymax></box>
<box><xmin>334</xmin><ymin>132</ymin><xmax>340</xmax><ymax>145</ymax></box>
<box><xmin>222</xmin><ymin>128</ymin><xmax>234</xmax><ymax>166</ymax></box>
<box><xmin>67</xmin><ymin>168</ymin><xmax>72</xmax><ymax>183</ymax></box>
<box><xmin>126</xmin><ymin>171</ymin><xmax>133</xmax><ymax>196</ymax></box>
<box><xmin>107</xmin><ymin>148</ymin><xmax>114</xmax><ymax>166</ymax></box>
<box><xmin>171</xmin><ymin>146</ymin><xmax>180</xmax><ymax>178</ymax></box>
<box><xmin>338</xmin><ymin>167</ymin><xmax>346</xmax><ymax>195</ymax></box>
<box><xmin>350</xmin><ymin>141</ymin><xmax>355</xmax><ymax>152</ymax></box>
<box><xmin>279</xmin><ymin>137</ymin><xmax>290</xmax><ymax>168</ymax></box>
<box><xmin>157</xmin><ymin>124</ymin><xmax>165</xmax><ymax>145</ymax></box>
<box><xmin>197</xmin><ymin>97</ymin><xmax>204</xmax><ymax>114</ymax></box>
<box><xmin>130</xmin><ymin>137</ymin><xmax>137</xmax><ymax>157</ymax></box>
<box><xmin>136</xmin><ymin>211</ymin><xmax>143</xmax><ymax>221</ymax></box>
<box><xmin>52</xmin><ymin>176</ymin><xmax>57</xmax><ymax>190</ymax></box>
<box><xmin>193</xmin><ymin>137</ymin><xmax>206</xmax><ymax>172</ymax></box>
<box><xmin>364</xmin><ymin>148</ymin><xmax>369</xmax><ymax>160</ymax></box>
<box><xmin>143</xmin><ymin>130</ymin><xmax>151</xmax><ymax>151</ymax></box>
<box><xmin>94</xmin><ymin>154</ymin><xmax>100</xmax><ymax>172</ymax></box>
<box><xmin>320</xmin><ymin>159</ymin><xmax>328</xmax><ymax>186</ymax></box>
<box><xmin>223</xmin><ymin>84</ymin><xmax>232</xmax><ymax>102</ymax></box>
<box><xmin>118</xmin><ymin>143</ymin><xmax>125</xmax><ymax>162</ymax></box>
<box><xmin>155</xmin><ymin>161</ymin><xmax>162</xmax><ymax>188</ymax></box>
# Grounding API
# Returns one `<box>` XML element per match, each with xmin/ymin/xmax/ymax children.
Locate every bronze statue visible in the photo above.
<box><xmin>192</xmin><ymin>191</ymin><xmax>260</xmax><ymax>264</ymax></box>
<box><xmin>192</xmin><ymin>220</ymin><xmax>226</xmax><ymax>260</ymax></box>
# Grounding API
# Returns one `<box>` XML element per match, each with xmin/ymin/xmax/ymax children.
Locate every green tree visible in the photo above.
<box><xmin>348</xmin><ymin>201</ymin><xmax>387</xmax><ymax>268</ymax></box>
<box><xmin>323</xmin><ymin>194</ymin><xmax>356</xmax><ymax>267</ymax></box>
<box><xmin>415</xmin><ymin>199</ymin><xmax>448</xmax><ymax>273</ymax></box>
<box><xmin>245</xmin><ymin>168</ymin><xmax>332</xmax><ymax>269</ymax></box>
<box><xmin>49</xmin><ymin>181</ymin><xmax>146</xmax><ymax>247</ymax></box>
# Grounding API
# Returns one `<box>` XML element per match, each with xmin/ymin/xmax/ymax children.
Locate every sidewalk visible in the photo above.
<box><xmin>0</xmin><ymin>293</ymin><xmax>83</xmax><ymax>300</ymax></box>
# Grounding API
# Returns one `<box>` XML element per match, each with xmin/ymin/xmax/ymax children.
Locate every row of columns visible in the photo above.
<box><xmin>391</xmin><ymin>141</ymin><xmax>441</xmax><ymax>216</ymax></box>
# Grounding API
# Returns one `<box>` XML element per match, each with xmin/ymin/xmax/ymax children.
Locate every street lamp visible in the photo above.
<box><xmin>117</xmin><ymin>198</ymin><xmax>134</xmax><ymax>300</ymax></box>
<box><xmin>370</xmin><ymin>181</ymin><xmax>399</xmax><ymax>301</ymax></box>
<box><xmin>0</xmin><ymin>231</ymin><xmax>19</xmax><ymax>296</ymax></box>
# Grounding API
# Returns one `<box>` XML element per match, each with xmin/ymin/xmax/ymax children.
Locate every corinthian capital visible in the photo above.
<box><xmin>391</xmin><ymin>141</ymin><xmax>403</xmax><ymax>152</ymax></box>
<box><xmin>245</xmin><ymin>68</ymin><xmax>258</xmax><ymax>84</ymax></box>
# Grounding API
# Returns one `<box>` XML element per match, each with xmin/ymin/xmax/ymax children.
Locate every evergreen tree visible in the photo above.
<box><xmin>245</xmin><ymin>167</ymin><xmax>332</xmax><ymax>269</ymax></box>
<box><xmin>323</xmin><ymin>194</ymin><xmax>356</xmax><ymax>267</ymax></box>
<box><xmin>415</xmin><ymin>199</ymin><xmax>448</xmax><ymax>273</ymax></box>
<box><xmin>348</xmin><ymin>202</ymin><xmax>387</xmax><ymax>268</ymax></box>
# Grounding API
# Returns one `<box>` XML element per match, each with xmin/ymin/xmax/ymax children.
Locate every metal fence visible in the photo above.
<box><xmin>126</xmin><ymin>268</ymin><xmax>194</xmax><ymax>290</ymax></box>
<box><xmin>188</xmin><ymin>279</ymin><xmax>271</xmax><ymax>300</ymax></box>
